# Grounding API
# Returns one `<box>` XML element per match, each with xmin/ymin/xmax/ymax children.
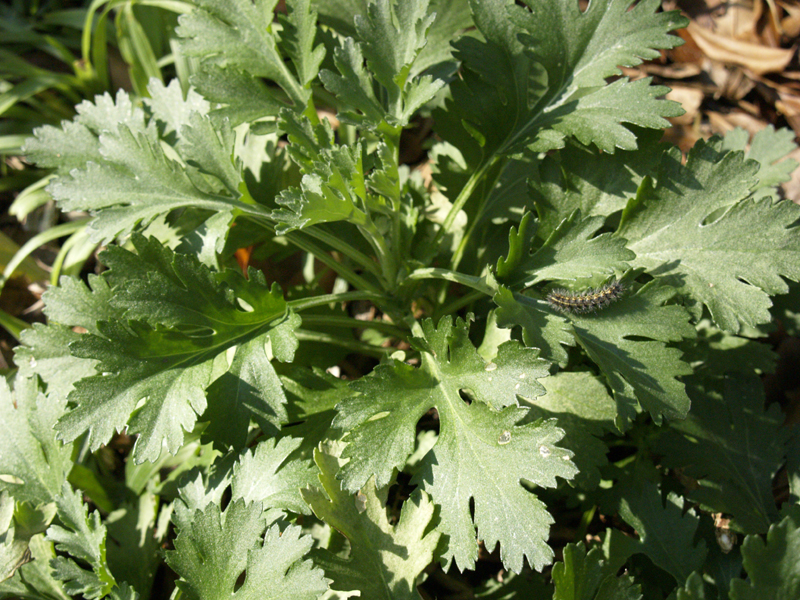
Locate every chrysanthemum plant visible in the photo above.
<box><xmin>3</xmin><ymin>0</ymin><xmax>800</xmax><ymax>598</ymax></box>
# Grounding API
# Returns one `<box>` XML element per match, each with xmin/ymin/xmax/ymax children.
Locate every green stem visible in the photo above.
<box><xmin>406</xmin><ymin>268</ymin><xmax>496</xmax><ymax>296</ymax></box>
<box><xmin>300</xmin><ymin>315</ymin><xmax>407</xmax><ymax>337</ymax></box>
<box><xmin>450</xmin><ymin>161</ymin><xmax>507</xmax><ymax>272</ymax></box>
<box><xmin>301</xmin><ymin>226</ymin><xmax>383</xmax><ymax>280</ymax></box>
<box><xmin>282</xmin><ymin>231</ymin><xmax>383</xmax><ymax>294</ymax></box>
<box><xmin>294</xmin><ymin>330</ymin><xmax>392</xmax><ymax>357</ymax></box>
<box><xmin>433</xmin><ymin>289</ymin><xmax>486</xmax><ymax>321</ymax></box>
<box><xmin>0</xmin><ymin>308</ymin><xmax>30</xmax><ymax>341</ymax></box>
<box><xmin>288</xmin><ymin>290</ymin><xmax>386</xmax><ymax>312</ymax></box>
<box><xmin>1</xmin><ymin>218</ymin><xmax>89</xmax><ymax>291</ymax></box>
<box><xmin>429</xmin><ymin>156</ymin><xmax>498</xmax><ymax>256</ymax></box>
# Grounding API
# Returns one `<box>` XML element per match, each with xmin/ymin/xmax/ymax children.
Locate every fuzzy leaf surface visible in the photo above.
<box><xmin>656</xmin><ymin>375</ymin><xmax>788</xmax><ymax>534</ymax></box>
<box><xmin>437</xmin><ymin>0</ymin><xmax>685</xmax><ymax>165</ymax></box>
<box><xmin>320</xmin><ymin>0</ymin><xmax>444</xmax><ymax>128</ymax></box>
<box><xmin>617</xmin><ymin>480</ymin><xmax>707</xmax><ymax>584</ymax></box>
<box><xmin>521</xmin><ymin>372</ymin><xmax>617</xmax><ymax>489</ymax></box>
<box><xmin>529</xmin><ymin>130</ymin><xmax>665</xmax><ymax>240</ymax></box>
<box><xmin>52</xmin><ymin>235</ymin><xmax>297</xmax><ymax>463</ymax></box>
<box><xmin>0</xmin><ymin>376</ymin><xmax>71</xmax><ymax>506</ymax></box>
<box><xmin>314</xmin><ymin>0</ymin><xmax>471</xmax><ymax>75</ymax></box>
<box><xmin>27</xmin><ymin>80</ymin><xmax>254</xmax><ymax>246</ymax></box>
<box><xmin>552</xmin><ymin>542</ymin><xmax>641</xmax><ymax>600</ymax></box>
<box><xmin>729</xmin><ymin>509</ymin><xmax>800</xmax><ymax>600</ymax></box>
<box><xmin>618</xmin><ymin>140</ymin><xmax>800</xmax><ymax>333</ymax></box>
<box><xmin>334</xmin><ymin>317</ymin><xmax>576</xmax><ymax>573</ymax></box>
<box><xmin>301</xmin><ymin>445</ymin><xmax>440</xmax><ymax>599</ymax></box>
<box><xmin>231</xmin><ymin>437</ymin><xmax>319</xmax><ymax>515</ymax></box>
<box><xmin>46</xmin><ymin>484</ymin><xmax>116</xmax><ymax>599</ymax></box>
<box><xmin>718</xmin><ymin>125</ymin><xmax>798</xmax><ymax>200</ymax></box>
<box><xmin>23</xmin><ymin>90</ymin><xmax>146</xmax><ymax>175</ymax></box>
<box><xmin>496</xmin><ymin>211</ymin><xmax>635</xmax><ymax>288</ymax></box>
<box><xmin>176</xmin><ymin>0</ymin><xmax>312</xmax><ymax>122</ymax></box>
<box><xmin>496</xmin><ymin>283</ymin><xmax>694</xmax><ymax>426</ymax></box>
<box><xmin>166</xmin><ymin>499</ymin><xmax>327</xmax><ymax>600</ymax></box>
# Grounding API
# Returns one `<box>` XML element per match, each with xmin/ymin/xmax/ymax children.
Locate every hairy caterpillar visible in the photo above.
<box><xmin>546</xmin><ymin>280</ymin><xmax>625</xmax><ymax>314</ymax></box>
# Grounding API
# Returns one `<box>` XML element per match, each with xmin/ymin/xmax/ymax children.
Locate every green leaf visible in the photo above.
<box><xmin>176</xmin><ymin>0</ymin><xmax>310</xmax><ymax>121</ymax></box>
<box><xmin>493</xmin><ymin>286</ymin><xmax>574</xmax><ymax>365</ymax></box>
<box><xmin>26</xmin><ymin>80</ymin><xmax>254</xmax><ymax>246</ymax></box>
<box><xmin>46</xmin><ymin>483</ymin><xmax>116</xmax><ymax>599</ymax></box>
<box><xmin>320</xmin><ymin>0</ymin><xmax>445</xmax><ymax>128</ymax></box>
<box><xmin>166</xmin><ymin>499</ymin><xmax>327</xmax><ymax>600</ymax></box>
<box><xmin>655</xmin><ymin>374</ymin><xmax>788</xmax><ymax>534</ymax></box>
<box><xmin>105</xmin><ymin>495</ymin><xmax>162</xmax><ymax>598</ymax></box>
<box><xmin>680</xmin><ymin>320</ymin><xmax>777</xmax><ymax>381</ymax></box>
<box><xmin>529</xmin><ymin>130</ymin><xmax>664</xmax><ymax>240</ymax></box>
<box><xmin>272</xmin><ymin>142</ymin><xmax>372</xmax><ymax>233</ymax></box>
<box><xmin>334</xmin><ymin>317</ymin><xmax>576</xmax><ymax>572</ymax></box>
<box><xmin>231</xmin><ymin>437</ymin><xmax>319</xmax><ymax>515</ymax></box>
<box><xmin>496</xmin><ymin>210</ymin><xmax>635</xmax><ymax>287</ymax></box>
<box><xmin>674</xmin><ymin>572</ymin><xmax>711</xmax><ymax>600</ymax></box>
<box><xmin>521</xmin><ymin>372</ymin><xmax>617</xmax><ymax>489</ymax></box>
<box><xmin>552</xmin><ymin>542</ymin><xmax>641</xmax><ymax>600</ymax></box>
<box><xmin>144</xmin><ymin>79</ymin><xmax>211</xmax><ymax>137</ymax></box>
<box><xmin>618</xmin><ymin>140</ymin><xmax>800</xmax><ymax>333</ymax></box>
<box><xmin>51</xmin><ymin>235</ymin><xmax>298</xmax><ymax>463</ymax></box>
<box><xmin>0</xmin><ymin>533</ymin><xmax>70</xmax><ymax>599</ymax></box>
<box><xmin>301</xmin><ymin>444</ymin><xmax>440</xmax><ymax>599</ymax></box>
<box><xmin>0</xmin><ymin>492</ymin><xmax>32</xmax><ymax>582</ymax></box>
<box><xmin>278</xmin><ymin>0</ymin><xmax>327</xmax><ymax>88</ymax></box>
<box><xmin>717</xmin><ymin>125</ymin><xmax>798</xmax><ymax>200</ymax></box>
<box><xmin>729</xmin><ymin>509</ymin><xmax>800</xmax><ymax>600</ymax></box>
<box><xmin>617</xmin><ymin>479</ymin><xmax>708</xmax><ymax>584</ymax></box>
<box><xmin>203</xmin><ymin>333</ymin><xmax>293</xmax><ymax>451</ymax></box>
<box><xmin>0</xmin><ymin>376</ymin><xmax>71</xmax><ymax>506</ymax></box>
<box><xmin>14</xmin><ymin>279</ymin><xmax>114</xmax><ymax>402</ymax></box>
<box><xmin>496</xmin><ymin>283</ymin><xmax>694</xmax><ymax>426</ymax></box>
<box><xmin>437</xmin><ymin>0</ymin><xmax>685</xmax><ymax>164</ymax></box>
<box><xmin>314</xmin><ymin>0</ymin><xmax>471</xmax><ymax>76</ymax></box>
<box><xmin>23</xmin><ymin>90</ymin><xmax>146</xmax><ymax>175</ymax></box>
<box><xmin>569</xmin><ymin>283</ymin><xmax>694</xmax><ymax>426</ymax></box>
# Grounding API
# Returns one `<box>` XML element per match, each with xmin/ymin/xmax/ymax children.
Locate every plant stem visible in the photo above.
<box><xmin>429</xmin><ymin>155</ymin><xmax>498</xmax><ymax>256</ymax></box>
<box><xmin>294</xmin><ymin>330</ymin><xmax>392</xmax><ymax>357</ymax></box>
<box><xmin>449</xmin><ymin>160</ymin><xmax>507</xmax><ymax>272</ymax></box>
<box><xmin>299</xmin><ymin>315</ymin><xmax>407</xmax><ymax>337</ymax></box>
<box><xmin>288</xmin><ymin>290</ymin><xmax>386</xmax><ymax>312</ymax></box>
<box><xmin>283</xmin><ymin>231</ymin><xmax>383</xmax><ymax>294</ymax></box>
<box><xmin>303</xmin><ymin>226</ymin><xmax>383</xmax><ymax>279</ymax></box>
<box><xmin>406</xmin><ymin>267</ymin><xmax>496</xmax><ymax>295</ymax></box>
<box><xmin>433</xmin><ymin>289</ymin><xmax>486</xmax><ymax>321</ymax></box>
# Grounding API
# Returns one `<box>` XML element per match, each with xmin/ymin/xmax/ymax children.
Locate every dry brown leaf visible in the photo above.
<box><xmin>775</xmin><ymin>89</ymin><xmax>800</xmax><ymax>134</ymax></box>
<box><xmin>777</xmin><ymin>0</ymin><xmax>800</xmax><ymax>37</ymax></box>
<box><xmin>686</xmin><ymin>21</ymin><xmax>796</xmax><ymax>74</ymax></box>
<box><xmin>706</xmin><ymin>62</ymin><xmax>756</xmax><ymax>99</ymax></box>
<box><xmin>783</xmin><ymin>147</ymin><xmax>800</xmax><ymax>201</ymax></box>
<box><xmin>710</xmin><ymin>0</ymin><xmax>762</xmax><ymax>42</ymax></box>
<box><xmin>666</xmin><ymin>85</ymin><xmax>705</xmax><ymax>124</ymax></box>
<box><xmin>706</xmin><ymin>110</ymin><xmax>770</xmax><ymax>136</ymax></box>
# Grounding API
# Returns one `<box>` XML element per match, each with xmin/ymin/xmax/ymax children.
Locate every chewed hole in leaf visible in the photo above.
<box><xmin>236</xmin><ymin>297</ymin><xmax>255</xmax><ymax>312</ymax></box>
<box><xmin>367</xmin><ymin>410</ymin><xmax>391</xmax><ymax>422</ymax></box>
<box><xmin>173</xmin><ymin>324</ymin><xmax>216</xmax><ymax>337</ymax></box>
<box><xmin>234</xmin><ymin>569</ymin><xmax>246</xmax><ymax>592</ymax></box>
<box><xmin>0</xmin><ymin>474</ymin><xmax>24</xmax><ymax>485</ymax></box>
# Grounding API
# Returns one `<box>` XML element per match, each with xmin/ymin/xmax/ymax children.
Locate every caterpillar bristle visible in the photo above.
<box><xmin>546</xmin><ymin>280</ymin><xmax>625</xmax><ymax>314</ymax></box>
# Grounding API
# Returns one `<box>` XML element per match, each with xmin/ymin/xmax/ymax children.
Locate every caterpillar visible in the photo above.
<box><xmin>546</xmin><ymin>279</ymin><xmax>625</xmax><ymax>314</ymax></box>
